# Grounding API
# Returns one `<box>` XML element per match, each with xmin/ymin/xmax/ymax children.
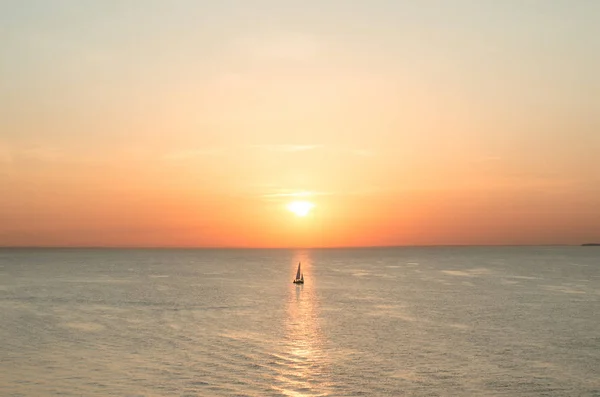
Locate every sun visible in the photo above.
<box><xmin>286</xmin><ymin>201</ymin><xmax>315</xmax><ymax>217</ymax></box>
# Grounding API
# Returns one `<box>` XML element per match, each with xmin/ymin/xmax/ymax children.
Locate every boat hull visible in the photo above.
<box><xmin>293</xmin><ymin>280</ymin><xmax>304</xmax><ymax>284</ymax></box>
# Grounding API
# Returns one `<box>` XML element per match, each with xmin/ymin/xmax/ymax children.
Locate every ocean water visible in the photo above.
<box><xmin>1</xmin><ymin>247</ymin><xmax>599</xmax><ymax>396</ymax></box>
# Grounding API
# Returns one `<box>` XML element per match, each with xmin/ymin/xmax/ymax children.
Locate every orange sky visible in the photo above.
<box><xmin>1</xmin><ymin>1</ymin><xmax>599</xmax><ymax>247</ymax></box>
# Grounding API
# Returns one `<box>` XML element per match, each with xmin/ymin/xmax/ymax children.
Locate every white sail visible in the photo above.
<box><xmin>295</xmin><ymin>262</ymin><xmax>301</xmax><ymax>280</ymax></box>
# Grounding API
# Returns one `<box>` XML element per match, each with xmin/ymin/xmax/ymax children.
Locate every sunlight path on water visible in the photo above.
<box><xmin>272</xmin><ymin>251</ymin><xmax>331</xmax><ymax>397</ymax></box>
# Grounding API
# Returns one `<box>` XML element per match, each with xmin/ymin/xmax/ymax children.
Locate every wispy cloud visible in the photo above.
<box><xmin>260</xmin><ymin>190</ymin><xmax>333</xmax><ymax>199</ymax></box>
<box><xmin>251</xmin><ymin>144</ymin><xmax>323</xmax><ymax>152</ymax></box>
<box><xmin>0</xmin><ymin>144</ymin><xmax>12</xmax><ymax>164</ymax></box>
<box><xmin>0</xmin><ymin>144</ymin><xmax>13</xmax><ymax>177</ymax></box>
<box><xmin>349</xmin><ymin>149</ymin><xmax>375</xmax><ymax>157</ymax></box>
<box><xmin>262</xmin><ymin>191</ymin><xmax>314</xmax><ymax>198</ymax></box>
<box><xmin>21</xmin><ymin>146</ymin><xmax>63</xmax><ymax>162</ymax></box>
<box><xmin>472</xmin><ymin>156</ymin><xmax>502</xmax><ymax>163</ymax></box>
<box><xmin>232</xmin><ymin>33</ymin><xmax>320</xmax><ymax>62</ymax></box>
<box><xmin>25</xmin><ymin>31</ymin><xmax>113</xmax><ymax>68</ymax></box>
<box><xmin>162</xmin><ymin>148</ymin><xmax>223</xmax><ymax>161</ymax></box>
<box><xmin>0</xmin><ymin>144</ymin><xmax>107</xmax><ymax>167</ymax></box>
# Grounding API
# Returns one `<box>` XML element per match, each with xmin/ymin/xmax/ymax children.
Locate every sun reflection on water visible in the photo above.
<box><xmin>272</xmin><ymin>250</ymin><xmax>330</xmax><ymax>397</ymax></box>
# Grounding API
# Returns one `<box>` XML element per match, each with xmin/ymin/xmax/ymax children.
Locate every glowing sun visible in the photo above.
<box><xmin>286</xmin><ymin>201</ymin><xmax>315</xmax><ymax>217</ymax></box>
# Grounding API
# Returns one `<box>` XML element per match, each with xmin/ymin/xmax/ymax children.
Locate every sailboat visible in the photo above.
<box><xmin>293</xmin><ymin>262</ymin><xmax>304</xmax><ymax>284</ymax></box>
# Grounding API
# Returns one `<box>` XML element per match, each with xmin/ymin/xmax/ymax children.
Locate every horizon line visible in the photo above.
<box><xmin>0</xmin><ymin>243</ymin><xmax>586</xmax><ymax>250</ymax></box>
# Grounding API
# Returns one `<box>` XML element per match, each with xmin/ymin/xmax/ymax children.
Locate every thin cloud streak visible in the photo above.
<box><xmin>162</xmin><ymin>148</ymin><xmax>223</xmax><ymax>161</ymax></box>
<box><xmin>251</xmin><ymin>144</ymin><xmax>323</xmax><ymax>152</ymax></box>
<box><xmin>250</xmin><ymin>145</ymin><xmax>374</xmax><ymax>156</ymax></box>
<box><xmin>472</xmin><ymin>156</ymin><xmax>502</xmax><ymax>163</ymax></box>
<box><xmin>262</xmin><ymin>191</ymin><xmax>316</xmax><ymax>198</ymax></box>
<box><xmin>231</xmin><ymin>33</ymin><xmax>320</xmax><ymax>62</ymax></box>
<box><xmin>260</xmin><ymin>190</ymin><xmax>334</xmax><ymax>200</ymax></box>
<box><xmin>349</xmin><ymin>149</ymin><xmax>375</xmax><ymax>157</ymax></box>
<box><xmin>0</xmin><ymin>145</ymin><xmax>12</xmax><ymax>164</ymax></box>
<box><xmin>21</xmin><ymin>146</ymin><xmax>63</xmax><ymax>162</ymax></box>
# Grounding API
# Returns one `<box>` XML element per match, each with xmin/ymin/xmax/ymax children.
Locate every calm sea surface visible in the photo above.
<box><xmin>1</xmin><ymin>247</ymin><xmax>599</xmax><ymax>396</ymax></box>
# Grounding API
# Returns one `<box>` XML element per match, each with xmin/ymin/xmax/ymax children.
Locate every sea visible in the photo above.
<box><xmin>1</xmin><ymin>246</ymin><xmax>599</xmax><ymax>396</ymax></box>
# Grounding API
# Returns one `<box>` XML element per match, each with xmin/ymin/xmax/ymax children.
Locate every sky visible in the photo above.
<box><xmin>1</xmin><ymin>0</ymin><xmax>599</xmax><ymax>247</ymax></box>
